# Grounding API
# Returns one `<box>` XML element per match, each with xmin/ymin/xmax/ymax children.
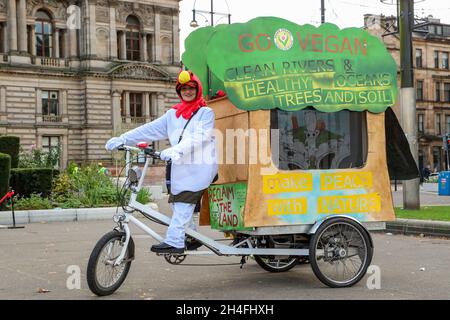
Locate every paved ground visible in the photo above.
<box><xmin>0</xmin><ymin>218</ymin><xmax>449</xmax><ymax>300</ymax></box>
<box><xmin>391</xmin><ymin>184</ymin><xmax>450</xmax><ymax>207</ymax></box>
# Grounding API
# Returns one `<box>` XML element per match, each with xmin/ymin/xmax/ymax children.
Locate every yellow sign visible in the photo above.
<box><xmin>320</xmin><ymin>172</ymin><xmax>373</xmax><ymax>191</ymax></box>
<box><xmin>267</xmin><ymin>198</ymin><xmax>308</xmax><ymax>216</ymax></box>
<box><xmin>318</xmin><ymin>193</ymin><xmax>381</xmax><ymax>214</ymax></box>
<box><xmin>263</xmin><ymin>173</ymin><xmax>313</xmax><ymax>194</ymax></box>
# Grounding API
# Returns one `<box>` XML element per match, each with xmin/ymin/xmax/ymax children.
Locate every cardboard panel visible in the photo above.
<box><xmin>208</xmin><ymin>98</ymin><xmax>249</xmax><ymax>184</ymax></box>
<box><xmin>205</xmin><ymin>98</ymin><xmax>395</xmax><ymax>228</ymax></box>
<box><xmin>243</xmin><ymin>110</ymin><xmax>395</xmax><ymax>227</ymax></box>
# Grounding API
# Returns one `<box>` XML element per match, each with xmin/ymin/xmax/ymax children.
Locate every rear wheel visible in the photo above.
<box><xmin>254</xmin><ymin>235</ymin><xmax>299</xmax><ymax>272</ymax></box>
<box><xmin>309</xmin><ymin>217</ymin><xmax>373</xmax><ymax>288</ymax></box>
<box><xmin>86</xmin><ymin>230</ymin><xmax>134</xmax><ymax>296</ymax></box>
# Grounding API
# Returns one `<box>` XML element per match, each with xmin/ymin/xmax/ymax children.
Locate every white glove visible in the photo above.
<box><xmin>159</xmin><ymin>148</ymin><xmax>182</xmax><ymax>162</ymax></box>
<box><xmin>105</xmin><ymin>137</ymin><xmax>125</xmax><ymax>151</ymax></box>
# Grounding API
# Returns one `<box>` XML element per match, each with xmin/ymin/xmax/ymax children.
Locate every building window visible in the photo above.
<box><xmin>59</xmin><ymin>30</ymin><xmax>64</xmax><ymax>58</ymax></box>
<box><xmin>436</xmin><ymin>25</ymin><xmax>443</xmax><ymax>35</ymax></box>
<box><xmin>433</xmin><ymin>147</ymin><xmax>442</xmax><ymax>172</ymax></box>
<box><xmin>415</xmin><ymin>48</ymin><xmax>422</xmax><ymax>68</ymax></box>
<box><xmin>416</xmin><ymin>80</ymin><xmax>424</xmax><ymax>101</ymax></box>
<box><xmin>442</xmin><ymin>52</ymin><xmax>449</xmax><ymax>69</ymax></box>
<box><xmin>42</xmin><ymin>136</ymin><xmax>60</xmax><ymax>168</ymax></box>
<box><xmin>126</xmin><ymin>16</ymin><xmax>141</xmax><ymax>61</ymax></box>
<box><xmin>417</xmin><ymin>113</ymin><xmax>424</xmax><ymax>133</ymax></box>
<box><xmin>429</xmin><ymin>24</ymin><xmax>436</xmax><ymax>34</ymax></box>
<box><xmin>436</xmin><ymin>82</ymin><xmax>441</xmax><ymax>102</ymax></box>
<box><xmin>42</xmin><ymin>90</ymin><xmax>60</xmax><ymax>122</ymax></box>
<box><xmin>434</xmin><ymin>51</ymin><xmax>439</xmax><ymax>68</ymax></box>
<box><xmin>445</xmin><ymin>83</ymin><xmax>450</xmax><ymax>102</ymax></box>
<box><xmin>436</xmin><ymin>113</ymin><xmax>442</xmax><ymax>135</ymax></box>
<box><xmin>161</xmin><ymin>36</ymin><xmax>172</xmax><ymax>64</ymax></box>
<box><xmin>271</xmin><ymin>108</ymin><xmax>367</xmax><ymax>170</ymax></box>
<box><xmin>129</xmin><ymin>93</ymin><xmax>144</xmax><ymax>123</ymax></box>
<box><xmin>35</xmin><ymin>10</ymin><xmax>53</xmax><ymax>57</ymax></box>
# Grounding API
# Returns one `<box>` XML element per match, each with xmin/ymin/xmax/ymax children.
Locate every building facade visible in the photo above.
<box><xmin>0</xmin><ymin>0</ymin><xmax>181</xmax><ymax>168</ymax></box>
<box><xmin>365</xmin><ymin>14</ymin><xmax>450</xmax><ymax>173</ymax></box>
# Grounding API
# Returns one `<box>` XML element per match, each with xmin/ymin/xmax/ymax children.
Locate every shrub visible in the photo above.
<box><xmin>137</xmin><ymin>188</ymin><xmax>152</xmax><ymax>204</ymax></box>
<box><xmin>12</xmin><ymin>193</ymin><xmax>53</xmax><ymax>210</ymax></box>
<box><xmin>10</xmin><ymin>168</ymin><xmax>59</xmax><ymax>198</ymax></box>
<box><xmin>18</xmin><ymin>145</ymin><xmax>60</xmax><ymax>169</ymax></box>
<box><xmin>0</xmin><ymin>136</ymin><xmax>20</xmax><ymax>168</ymax></box>
<box><xmin>52</xmin><ymin>163</ymin><xmax>118</xmax><ymax>208</ymax></box>
<box><xmin>52</xmin><ymin>172</ymin><xmax>71</xmax><ymax>195</ymax></box>
<box><xmin>0</xmin><ymin>153</ymin><xmax>11</xmax><ymax>209</ymax></box>
<box><xmin>52</xmin><ymin>193</ymin><xmax>83</xmax><ymax>209</ymax></box>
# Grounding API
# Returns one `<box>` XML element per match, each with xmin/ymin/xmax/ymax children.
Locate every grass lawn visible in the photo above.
<box><xmin>394</xmin><ymin>206</ymin><xmax>450</xmax><ymax>222</ymax></box>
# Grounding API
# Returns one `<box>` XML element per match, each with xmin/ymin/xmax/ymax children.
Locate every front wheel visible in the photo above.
<box><xmin>86</xmin><ymin>230</ymin><xmax>134</xmax><ymax>296</ymax></box>
<box><xmin>309</xmin><ymin>217</ymin><xmax>373</xmax><ymax>288</ymax></box>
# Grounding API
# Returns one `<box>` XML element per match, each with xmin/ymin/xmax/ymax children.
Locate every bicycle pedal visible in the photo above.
<box><xmin>155</xmin><ymin>252</ymin><xmax>185</xmax><ymax>256</ymax></box>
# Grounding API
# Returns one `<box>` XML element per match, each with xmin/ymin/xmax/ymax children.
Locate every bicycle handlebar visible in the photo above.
<box><xmin>117</xmin><ymin>145</ymin><xmax>161</xmax><ymax>160</ymax></box>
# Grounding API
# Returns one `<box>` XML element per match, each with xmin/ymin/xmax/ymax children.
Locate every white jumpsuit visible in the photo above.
<box><xmin>118</xmin><ymin>107</ymin><xmax>218</xmax><ymax>248</ymax></box>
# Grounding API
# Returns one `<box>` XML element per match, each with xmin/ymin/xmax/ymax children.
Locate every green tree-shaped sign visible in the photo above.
<box><xmin>182</xmin><ymin>17</ymin><xmax>398</xmax><ymax>113</ymax></box>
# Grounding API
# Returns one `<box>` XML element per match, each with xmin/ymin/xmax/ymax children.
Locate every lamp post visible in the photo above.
<box><xmin>381</xmin><ymin>0</ymin><xmax>424</xmax><ymax>210</ymax></box>
<box><xmin>189</xmin><ymin>0</ymin><xmax>231</xmax><ymax>98</ymax></box>
<box><xmin>190</xmin><ymin>0</ymin><xmax>231</xmax><ymax>28</ymax></box>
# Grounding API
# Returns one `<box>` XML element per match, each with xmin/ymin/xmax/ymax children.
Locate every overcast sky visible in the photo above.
<box><xmin>178</xmin><ymin>0</ymin><xmax>450</xmax><ymax>53</ymax></box>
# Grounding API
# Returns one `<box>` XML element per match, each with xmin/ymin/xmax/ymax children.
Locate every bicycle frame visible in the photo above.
<box><xmin>113</xmin><ymin>146</ymin><xmax>309</xmax><ymax>266</ymax></box>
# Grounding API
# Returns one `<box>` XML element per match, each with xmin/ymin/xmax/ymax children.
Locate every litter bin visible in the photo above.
<box><xmin>438</xmin><ymin>171</ymin><xmax>450</xmax><ymax>196</ymax></box>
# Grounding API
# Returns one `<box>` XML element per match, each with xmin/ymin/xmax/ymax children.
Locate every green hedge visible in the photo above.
<box><xmin>9</xmin><ymin>168</ymin><xmax>59</xmax><ymax>198</ymax></box>
<box><xmin>0</xmin><ymin>136</ymin><xmax>20</xmax><ymax>168</ymax></box>
<box><xmin>0</xmin><ymin>153</ymin><xmax>11</xmax><ymax>203</ymax></box>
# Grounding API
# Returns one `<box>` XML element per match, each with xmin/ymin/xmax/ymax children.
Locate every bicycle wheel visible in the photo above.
<box><xmin>254</xmin><ymin>235</ymin><xmax>299</xmax><ymax>273</ymax></box>
<box><xmin>87</xmin><ymin>230</ymin><xmax>134</xmax><ymax>296</ymax></box>
<box><xmin>309</xmin><ymin>217</ymin><xmax>373</xmax><ymax>288</ymax></box>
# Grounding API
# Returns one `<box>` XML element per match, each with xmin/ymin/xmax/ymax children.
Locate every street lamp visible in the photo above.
<box><xmin>190</xmin><ymin>0</ymin><xmax>231</xmax><ymax>28</ymax></box>
<box><xmin>188</xmin><ymin>0</ymin><xmax>232</xmax><ymax>98</ymax></box>
<box><xmin>380</xmin><ymin>0</ymin><xmax>425</xmax><ymax>210</ymax></box>
<box><xmin>190</xmin><ymin>11</ymin><xmax>208</xmax><ymax>28</ymax></box>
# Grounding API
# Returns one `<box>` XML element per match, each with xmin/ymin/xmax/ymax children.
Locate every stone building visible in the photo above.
<box><xmin>0</xmin><ymin>0</ymin><xmax>181</xmax><ymax>168</ymax></box>
<box><xmin>365</xmin><ymin>14</ymin><xmax>450</xmax><ymax>173</ymax></box>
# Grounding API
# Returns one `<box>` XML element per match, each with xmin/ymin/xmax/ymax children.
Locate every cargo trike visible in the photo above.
<box><xmin>86</xmin><ymin>17</ymin><xmax>419</xmax><ymax>296</ymax></box>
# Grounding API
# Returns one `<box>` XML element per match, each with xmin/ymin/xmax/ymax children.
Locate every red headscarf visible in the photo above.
<box><xmin>173</xmin><ymin>70</ymin><xmax>206</xmax><ymax>119</ymax></box>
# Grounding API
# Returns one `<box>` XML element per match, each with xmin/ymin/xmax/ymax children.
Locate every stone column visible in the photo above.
<box><xmin>124</xmin><ymin>91</ymin><xmax>130</xmax><ymax>123</ymax></box>
<box><xmin>112</xmin><ymin>91</ymin><xmax>122</xmax><ymax>133</ymax></box>
<box><xmin>147</xmin><ymin>34</ymin><xmax>153</xmax><ymax>62</ymax></box>
<box><xmin>143</xmin><ymin>92</ymin><xmax>150</xmax><ymax>119</ymax></box>
<box><xmin>2</xmin><ymin>23</ymin><xmax>8</xmax><ymax>53</ymax></box>
<box><xmin>7</xmin><ymin>0</ymin><xmax>17</xmax><ymax>52</ymax></box>
<box><xmin>17</xmin><ymin>0</ymin><xmax>27</xmax><ymax>53</ymax></box>
<box><xmin>36</xmin><ymin>88</ymin><xmax>42</xmax><ymax>123</ymax></box>
<box><xmin>69</xmin><ymin>28</ymin><xmax>77</xmax><ymax>58</ymax></box>
<box><xmin>88</xmin><ymin>0</ymin><xmax>97</xmax><ymax>57</ymax></box>
<box><xmin>172</xmin><ymin>10</ymin><xmax>180</xmax><ymax>64</ymax></box>
<box><xmin>62</xmin><ymin>29</ymin><xmax>69</xmax><ymax>58</ymax></box>
<box><xmin>61</xmin><ymin>90</ymin><xmax>68</xmax><ymax>123</ymax></box>
<box><xmin>150</xmin><ymin>93</ymin><xmax>157</xmax><ymax>118</ymax></box>
<box><xmin>54</xmin><ymin>28</ymin><xmax>60</xmax><ymax>58</ymax></box>
<box><xmin>157</xmin><ymin>94</ymin><xmax>165</xmax><ymax>116</ymax></box>
<box><xmin>61</xmin><ymin>135</ymin><xmax>68</xmax><ymax>170</ymax></box>
<box><xmin>109</xmin><ymin>4</ymin><xmax>118</xmax><ymax>59</ymax></box>
<box><xmin>0</xmin><ymin>86</ymin><xmax>6</xmax><ymax>123</ymax></box>
<box><xmin>154</xmin><ymin>9</ymin><xmax>161</xmax><ymax>63</ymax></box>
<box><xmin>120</xmin><ymin>31</ymin><xmax>126</xmax><ymax>60</ymax></box>
<box><xmin>141</xmin><ymin>33</ymin><xmax>147</xmax><ymax>62</ymax></box>
<box><xmin>156</xmin><ymin>94</ymin><xmax>166</xmax><ymax>150</ymax></box>
<box><xmin>30</xmin><ymin>25</ymin><xmax>36</xmax><ymax>56</ymax></box>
